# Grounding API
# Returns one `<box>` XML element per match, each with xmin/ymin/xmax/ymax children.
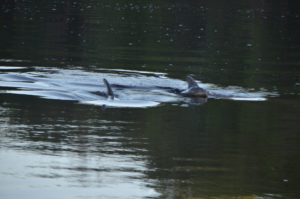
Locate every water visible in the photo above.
<box><xmin>1</xmin><ymin>1</ymin><xmax>300</xmax><ymax>199</ymax></box>
<box><xmin>0</xmin><ymin>66</ymin><xmax>276</xmax><ymax>107</ymax></box>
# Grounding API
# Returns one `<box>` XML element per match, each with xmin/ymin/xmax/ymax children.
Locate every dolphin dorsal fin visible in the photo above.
<box><xmin>186</xmin><ymin>75</ymin><xmax>199</xmax><ymax>88</ymax></box>
<box><xmin>103</xmin><ymin>78</ymin><xmax>114</xmax><ymax>99</ymax></box>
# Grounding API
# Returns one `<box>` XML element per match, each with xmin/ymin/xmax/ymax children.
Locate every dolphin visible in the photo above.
<box><xmin>180</xmin><ymin>75</ymin><xmax>208</xmax><ymax>97</ymax></box>
<box><xmin>103</xmin><ymin>78</ymin><xmax>114</xmax><ymax>99</ymax></box>
<box><xmin>102</xmin><ymin>75</ymin><xmax>208</xmax><ymax>99</ymax></box>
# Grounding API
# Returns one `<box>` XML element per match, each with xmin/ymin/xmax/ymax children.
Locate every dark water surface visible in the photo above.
<box><xmin>1</xmin><ymin>1</ymin><xmax>300</xmax><ymax>199</ymax></box>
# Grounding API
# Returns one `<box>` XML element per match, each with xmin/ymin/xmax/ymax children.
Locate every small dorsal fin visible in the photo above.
<box><xmin>186</xmin><ymin>75</ymin><xmax>199</xmax><ymax>88</ymax></box>
<box><xmin>103</xmin><ymin>78</ymin><xmax>114</xmax><ymax>99</ymax></box>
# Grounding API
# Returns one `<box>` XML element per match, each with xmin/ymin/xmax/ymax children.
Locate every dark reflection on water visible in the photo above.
<box><xmin>1</xmin><ymin>0</ymin><xmax>300</xmax><ymax>199</ymax></box>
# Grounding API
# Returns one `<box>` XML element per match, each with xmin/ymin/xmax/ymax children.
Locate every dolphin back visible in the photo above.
<box><xmin>186</xmin><ymin>75</ymin><xmax>199</xmax><ymax>88</ymax></box>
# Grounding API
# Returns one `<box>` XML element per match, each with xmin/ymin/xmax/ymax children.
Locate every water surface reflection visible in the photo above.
<box><xmin>0</xmin><ymin>104</ymin><xmax>159</xmax><ymax>199</ymax></box>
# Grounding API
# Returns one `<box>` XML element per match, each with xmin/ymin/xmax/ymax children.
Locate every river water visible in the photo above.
<box><xmin>1</xmin><ymin>1</ymin><xmax>300</xmax><ymax>199</ymax></box>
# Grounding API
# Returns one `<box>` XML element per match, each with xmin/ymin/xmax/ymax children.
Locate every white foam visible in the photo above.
<box><xmin>81</xmin><ymin>99</ymin><xmax>159</xmax><ymax>108</ymax></box>
<box><xmin>0</xmin><ymin>66</ymin><xmax>27</xmax><ymax>70</ymax></box>
<box><xmin>230</xmin><ymin>97</ymin><xmax>267</xmax><ymax>101</ymax></box>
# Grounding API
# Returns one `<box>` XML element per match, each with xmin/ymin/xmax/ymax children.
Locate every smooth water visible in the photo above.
<box><xmin>1</xmin><ymin>1</ymin><xmax>300</xmax><ymax>199</ymax></box>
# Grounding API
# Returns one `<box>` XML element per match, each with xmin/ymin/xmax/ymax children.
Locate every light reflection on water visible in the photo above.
<box><xmin>0</xmin><ymin>108</ymin><xmax>159</xmax><ymax>199</ymax></box>
<box><xmin>0</xmin><ymin>150</ymin><xmax>159</xmax><ymax>199</ymax></box>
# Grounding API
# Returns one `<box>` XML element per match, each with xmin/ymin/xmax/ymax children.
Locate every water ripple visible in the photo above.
<box><xmin>0</xmin><ymin>66</ymin><xmax>278</xmax><ymax>108</ymax></box>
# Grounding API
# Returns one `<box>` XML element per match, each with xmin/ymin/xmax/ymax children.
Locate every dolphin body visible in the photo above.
<box><xmin>102</xmin><ymin>75</ymin><xmax>208</xmax><ymax>99</ymax></box>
